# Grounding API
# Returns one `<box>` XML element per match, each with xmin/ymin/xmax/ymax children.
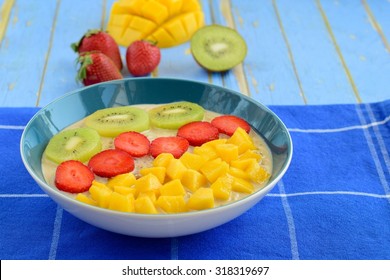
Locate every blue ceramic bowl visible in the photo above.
<box><xmin>20</xmin><ymin>78</ymin><xmax>292</xmax><ymax>237</ymax></box>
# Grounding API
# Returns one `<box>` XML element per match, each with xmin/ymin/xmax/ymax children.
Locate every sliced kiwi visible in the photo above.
<box><xmin>190</xmin><ymin>24</ymin><xmax>247</xmax><ymax>72</ymax></box>
<box><xmin>85</xmin><ymin>106</ymin><xmax>150</xmax><ymax>137</ymax></box>
<box><xmin>44</xmin><ymin>127</ymin><xmax>102</xmax><ymax>164</ymax></box>
<box><xmin>149</xmin><ymin>101</ymin><xmax>205</xmax><ymax>129</ymax></box>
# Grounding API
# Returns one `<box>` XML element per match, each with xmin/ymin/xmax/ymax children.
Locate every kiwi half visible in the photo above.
<box><xmin>44</xmin><ymin>127</ymin><xmax>102</xmax><ymax>164</ymax></box>
<box><xmin>190</xmin><ymin>24</ymin><xmax>247</xmax><ymax>72</ymax></box>
<box><xmin>149</xmin><ymin>101</ymin><xmax>205</xmax><ymax>129</ymax></box>
<box><xmin>85</xmin><ymin>106</ymin><xmax>150</xmax><ymax>137</ymax></box>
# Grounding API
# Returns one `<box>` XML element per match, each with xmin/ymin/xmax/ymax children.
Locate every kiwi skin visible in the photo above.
<box><xmin>190</xmin><ymin>24</ymin><xmax>247</xmax><ymax>72</ymax></box>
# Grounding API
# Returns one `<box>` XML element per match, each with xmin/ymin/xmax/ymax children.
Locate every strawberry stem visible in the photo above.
<box><xmin>76</xmin><ymin>54</ymin><xmax>93</xmax><ymax>82</ymax></box>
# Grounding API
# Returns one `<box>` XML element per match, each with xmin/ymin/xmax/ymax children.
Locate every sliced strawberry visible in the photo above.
<box><xmin>150</xmin><ymin>136</ymin><xmax>189</xmax><ymax>158</ymax></box>
<box><xmin>55</xmin><ymin>160</ymin><xmax>94</xmax><ymax>193</ymax></box>
<box><xmin>114</xmin><ymin>131</ymin><xmax>150</xmax><ymax>157</ymax></box>
<box><xmin>177</xmin><ymin>121</ymin><xmax>219</xmax><ymax>146</ymax></box>
<box><xmin>211</xmin><ymin>115</ymin><xmax>251</xmax><ymax>136</ymax></box>
<box><xmin>88</xmin><ymin>149</ymin><xmax>134</xmax><ymax>178</ymax></box>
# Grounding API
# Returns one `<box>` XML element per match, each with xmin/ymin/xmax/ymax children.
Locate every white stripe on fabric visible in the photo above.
<box><xmin>267</xmin><ymin>191</ymin><xmax>390</xmax><ymax>199</ymax></box>
<box><xmin>48</xmin><ymin>206</ymin><xmax>63</xmax><ymax>260</ymax></box>
<box><xmin>366</xmin><ymin>104</ymin><xmax>390</xmax><ymax>175</ymax></box>
<box><xmin>0</xmin><ymin>125</ymin><xmax>25</xmax><ymax>130</ymax></box>
<box><xmin>355</xmin><ymin>105</ymin><xmax>390</xmax><ymax>204</ymax></box>
<box><xmin>277</xmin><ymin>180</ymin><xmax>299</xmax><ymax>260</ymax></box>
<box><xmin>288</xmin><ymin>115</ymin><xmax>390</xmax><ymax>133</ymax></box>
<box><xmin>171</xmin><ymin>237</ymin><xmax>179</xmax><ymax>260</ymax></box>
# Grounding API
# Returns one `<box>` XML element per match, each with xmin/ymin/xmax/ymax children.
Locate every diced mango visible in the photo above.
<box><xmin>210</xmin><ymin>175</ymin><xmax>233</xmax><ymax>201</ymax></box>
<box><xmin>230</xmin><ymin>158</ymin><xmax>257</xmax><ymax>171</ymax></box>
<box><xmin>135</xmin><ymin>196</ymin><xmax>158</xmax><ymax>214</ymax></box>
<box><xmin>200</xmin><ymin>158</ymin><xmax>229</xmax><ymax>183</ymax></box>
<box><xmin>140</xmin><ymin>166</ymin><xmax>166</xmax><ymax>184</ymax></box>
<box><xmin>75</xmin><ymin>193</ymin><xmax>98</xmax><ymax>206</ymax></box>
<box><xmin>107</xmin><ymin>0</ymin><xmax>204</xmax><ymax>48</ymax></box>
<box><xmin>166</xmin><ymin>158</ymin><xmax>187</xmax><ymax>180</ymax></box>
<box><xmin>180</xmin><ymin>152</ymin><xmax>206</xmax><ymax>170</ymax></box>
<box><xmin>89</xmin><ymin>182</ymin><xmax>113</xmax><ymax>208</ymax></box>
<box><xmin>193</xmin><ymin>145</ymin><xmax>218</xmax><ymax>161</ymax></box>
<box><xmin>232</xmin><ymin>177</ymin><xmax>254</xmax><ymax>194</ymax></box>
<box><xmin>228</xmin><ymin>166</ymin><xmax>250</xmax><ymax>180</ymax></box>
<box><xmin>134</xmin><ymin>173</ymin><xmax>162</xmax><ymax>193</ymax></box>
<box><xmin>108</xmin><ymin>192</ymin><xmax>135</xmax><ymax>212</ymax></box>
<box><xmin>215</xmin><ymin>143</ymin><xmax>239</xmax><ymax>163</ymax></box>
<box><xmin>156</xmin><ymin>195</ymin><xmax>186</xmax><ymax>213</ymax></box>
<box><xmin>160</xmin><ymin>179</ymin><xmax>186</xmax><ymax>196</ymax></box>
<box><xmin>246</xmin><ymin>161</ymin><xmax>271</xmax><ymax>183</ymax></box>
<box><xmin>227</xmin><ymin>127</ymin><xmax>256</xmax><ymax>154</ymax></box>
<box><xmin>187</xmin><ymin>187</ymin><xmax>214</xmax><ymax>210</ymax></box>
<box><xmin>201</xmin><ymin>139</ymin><xmax>227</xmax><ymax>149</ymax></box>
<box><xmin>113</xmin><ymin>185</ymin><xmax>137</xmax><ymax>196</ymax></box>
<box><xmin>239</xmin><ymin>149</ymin><xmax>262</xmax><ymax>161</ymax></box>
<box><xmin>181</xmin><ymin>169</ymin><xmax>207</xmax><ymax>192</ymax></box>
<box><xmin>153</xmin><ymin>152</ymin><xmax>174</xmax><ymax>168</ymax></box>
<box><xmin>107</xmin><ymin>172</ymin><xmax>136</xmax><ymax>189</ymax></box>
<box><xmin>138</xmin><ymin>191</ymin><xmax>158</xmax><ymax>203</ymax></box>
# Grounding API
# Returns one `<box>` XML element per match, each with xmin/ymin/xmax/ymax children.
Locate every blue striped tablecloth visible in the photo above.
<box><xmin>1</xmin><ymin>100</ymin><xmax>389</xmax><ymax>260</ymax></box>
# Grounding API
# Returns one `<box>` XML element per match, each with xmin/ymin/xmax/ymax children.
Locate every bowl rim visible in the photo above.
<box><xmin>20</xmin><ymin>77</ymin><xmax>293</xmax><ymax>219</ymax></box>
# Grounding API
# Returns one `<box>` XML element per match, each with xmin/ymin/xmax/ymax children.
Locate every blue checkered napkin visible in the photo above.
<box><xmin>0</xmin><ymin>100</ymin><xmax>389</xmax><ymax>260</ymax></box>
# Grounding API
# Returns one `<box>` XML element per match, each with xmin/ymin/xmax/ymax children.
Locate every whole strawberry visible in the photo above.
<box><xmin>77</xmin><ymin>52</ymin><xmax>123</xmax><ymax>86</ymax></box>
<box><xmin>126</xmin><ymin>40</ymin><xmax>161</xmax><ymax>76</ymax></box>
<box><xmin>72</xmin><ymin>29</ymin><xmax>123</xmax><ymax>70</ymax></box>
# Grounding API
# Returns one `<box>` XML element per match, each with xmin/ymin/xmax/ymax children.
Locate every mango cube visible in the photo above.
<box><xmin>75</xmin><ymin>193</ymin><xmax>98</xmax><ymax>206</ymax></box>
<box><xmin>227</xmin><ymin>127</ymin><xmax>256</xmax><ymax>154</ymax></box>
<box><xmin>228</xmin><ymin>166</ymin><xmax>250</xmax><ymax>180</ymax></box>
<box><xmin>215</xmin><ymin>143</ymin><xmax>239</xmax><ymax>163</ymax></box>
<box><xmin>135</xmin><ymin>196</ymin><xmax>158</xmax><ymax>214</ymax></box>
<box><xmin>246</xmin><ymin>161</ymin><xmax>271</xmax><ymax>183</ymax></box>
<box><xmin>113</xmin><ymin>185</ymin><xmax>137</xmax><ymax>196</ymax></box>
<box><xmin>107</xmin><ymin>172</ymin><xmax>136</xmax><ymax>189</ymax></box>
<box><xmin>232</xmin><ymin>177</ymin><xmax>254</xmax><ymax>194</ymax></box>
<box><xmin>89</xmin><ymin>182</ymin><xmax>113</xmax><ymax>208</ymax></box>
<box><xmin>153</xmin><ymin>152</ymin><xmax>174</xmax><ymax>168</ymax></box>
<box><xmin>200</xmin><ymin>158</ymin><xmax>229</xmax><ymax>183</ymax></box>
<box><xmin>239</xmin><ymin>149</ymin><xmax>262</xmax><ymax>161</ymax></box>
<box><xmin>160</xmin><ymin>179</ymin><xmax>186</xmax><ymax>196</ymax></box>
<box><xmin>181</xmin><ymin>169</ymin><xmax>207</xmax><ymax>192</ymax></box>
<box><xmin>180</xmin><ymin>152</ymin><xmax>206</xmax><ymax>170</ymax></box>
<box><xmin>166</xmin><ymin>158</ymin><xmax>187</xmax><ymax>180</ymax></box>
<box><xmin>156</xmin><ymin>195</ymin><xmax>186</xmax><ymax>213</ymax></box>
<box><xmin>140</xmin><ymin>166</ymin><xmax>166</xmax><ymax>184</ymax></box>
<box><xmin>134</xmin><ymin>173</ymin><xmax>162</xmax><ymax>193</ymax></box>
<box><xmin>138</xmin><ymin>191</ymin><xmax>158</xmax><ymax>203</ymax></box>
<box><xmin>210</xmin><ymin>176</ymin><xmax>233</xmax><ymax>201</ymax></box>
<box><xmin>108</xmin><ymin>192</ymin><xmax>135</xmax><ymax>212</ymax></box>
<box><xmin>187</xmin><ymin>187</ymin><xmax>214</xmax><ymax>210</ymax></box>
<box><xmin>193</xmin><ymin>145</ymin><xmax>218</xmax><ymax>161</ymax></box>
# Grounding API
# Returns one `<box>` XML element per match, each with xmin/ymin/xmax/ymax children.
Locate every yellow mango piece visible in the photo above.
<box><xmin>201</xmin><ymin>138</ymin><xmax>227</xmax><ymax>149</ymax></box>
<box><xmin>187</xmin><ymin>187</ymin><xmax>214</xmax><ymax>210</ymax></box>
<box><xmin>89</xmin><ymin>182</ymin><xmax>113</xmax><ymax>208</ymax></box>
<box><xmin>113</xmin><ymin>185</ymin><xmax>137</xmax><ymax>196</ymax></box>
<box><xmin>246</xmin><ymin>161</ymin><xmax>271</xmax><ymax>183</ymax></box>
<box><xmin>230</xmin><ymin>158</ymin><xmax>257</xmax><ymax>171</ymax></box>
<box><xmin>193</xmin><ymin>145</ymin><xmax>218</xmax><ymax>161</ymax></box>
<box><xmin>141</xmin><ymin>0</ymin><xmax>169</xmax><ymax>25</ymax></box>
<box><xmin>107</xmin><ymin>0</ymin><xmax>204</xmax><ymax>48</ymax></box>
<box><xmin>232</xmin><ymin>177</ymin><xmax>254</xmax><ymax>194</ymax></box>
<box><xmin>210</xmin><ymin>175</ymin><xmax>233</xmax><ymax>201</ymax></box>
<box><xmin>181</xmin><ymin>169</ymin><xmax>207</xmax><ymax>192</ymax></box>
<box><xmin>156</xmin><ymin>195</ymin><xmax>187</xmax><ymax>213</ymax></box>
<box><xmin>160</xmin><ymin>179</ymin><xmax>186</xmax><ymax>196</ymax></box>
<box><xmin>107</xmin><ymin>173</ymin><xmax>136</xmax><ymax>189</ymax></box>
<box><xmin>228</xmin><ymin>166</ymin><xmax>250</xmax><ymax>180</ymax></box>
<box><xmin>75</xmin><ymin>193</ymin><xmax>98</xmax><ymax>206</ymax></box>
<box><xmin>227</xmin><ymin>127</ymin><xmax>256</xmax><ymax>154</ymax></box>
<box><xmin>200</xmin><ymin>158</ymin><xmax>229</xmax><ymax>183</ymax></box>
<box><xmin>153</xmin><ymin>152</ymin><xmax>174</xmax><ymax>168</ymax></box>
<box><xmin>134</xmin><ymin>173</ymin><xmax>162</xmax><ymax>193</ymax></box>
<box><xmin>138</xmin><ymin>191</ymin><xmax>158</xmax><ymax>203</ymax></box>
<box><xmin>179</xmin><ymin>151</ymin><xmax>206</xmax><ymax>170</ymax></box>
<box><xmin>166</xmin><ymin>158</ymin><xmax>187</xmax><ymax>180</ymax></box>
<box><xmin>215</xmin><ymin>143</ymin><xmax>239</xmax><ymax>163</ymax></box>
<box><xmin>140</xmin><ymin>166</ymin><xmax>166</xmax><ymax>184</ymax></box>
<box><xmin>135</xmin><ymin>196</ymin><xmax>158</xmax><ymax>214</ymax></box>
<box><xmin>159</xmin><ymin>0</ymin><xmax>183</xmax><ymax>17</ymax></box>
<box><xmin>108</xmin><ymin>192</ymin><xmax>135</xmax><ymax>212</ymax></box>
<box><xmin>239</xmin><ymin>149</ymin><xmax>262</xmax><ymax>161</ymax></box>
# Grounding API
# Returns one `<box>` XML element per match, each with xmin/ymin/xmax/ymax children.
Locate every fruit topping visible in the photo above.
<box><xmin>211</xmin><ymin>115</ymin><xmax>251</xmax><ymax>136</ymax></box>
<box><xmin>177</xmin><ymin>121</ymin><xmax>219</xmax><ymax>146</ymax></box>
<box><xmin>126</xmin><ymin>40</ymin><xmax>161</xmax><ymax>76</ymax></box>
<box><xmin>44</xmin><ymin>127</ymin><xmax>102</xmax><ymax>164</ymax></box>
<box><xmin>107</xmin><ymin>0</ymin><xmax>205</xmax><ymax>48</ymax></box>
<box><xmin>149</xmin><ymin>101</ymin><xmax>204</xmax><ymax>129</ymax></box>
<box><xmin>190</xmin><ymin>24</ymin><xmax>247</xmax><ymax>72</ymax></box>
<box><xmin>150</xmin><ymin>136</ymin><xmax>189</xmax><ymax>158</ymax></box>
<box><xmin>88</xmin><ymin>149</ymin><xmax>135</xmax><ymax>178</ymax></box>
<box><xmin>71</xmin><ymin>29</ymin><xmax>123</xmax><ymax>70</ymax></box>
<box><xmin>85</xmin><ymin>106</ymin><xmax>150</xmax><ymax>137</ymax></box>
<box><xmin>114</xmin><ymin>131</ymin><xmax>150</xmax><ymax>157</ymax></box>
<box><xmin>55</xmin><ymin>160</ymin><xmax>95</xmax><ymax>193</ymax></box>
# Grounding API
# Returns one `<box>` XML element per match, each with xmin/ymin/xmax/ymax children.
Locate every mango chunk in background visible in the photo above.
<box><xmin>107</xmin><ymin>0</ymin><xmax>204</xmax><ymax>48</ymax></box>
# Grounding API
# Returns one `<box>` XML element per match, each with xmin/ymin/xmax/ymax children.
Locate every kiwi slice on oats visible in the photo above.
<box><xmin>190</xmin><ymin>24</ymin><xmax>247</xmax><ymax>72</ymax></box>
